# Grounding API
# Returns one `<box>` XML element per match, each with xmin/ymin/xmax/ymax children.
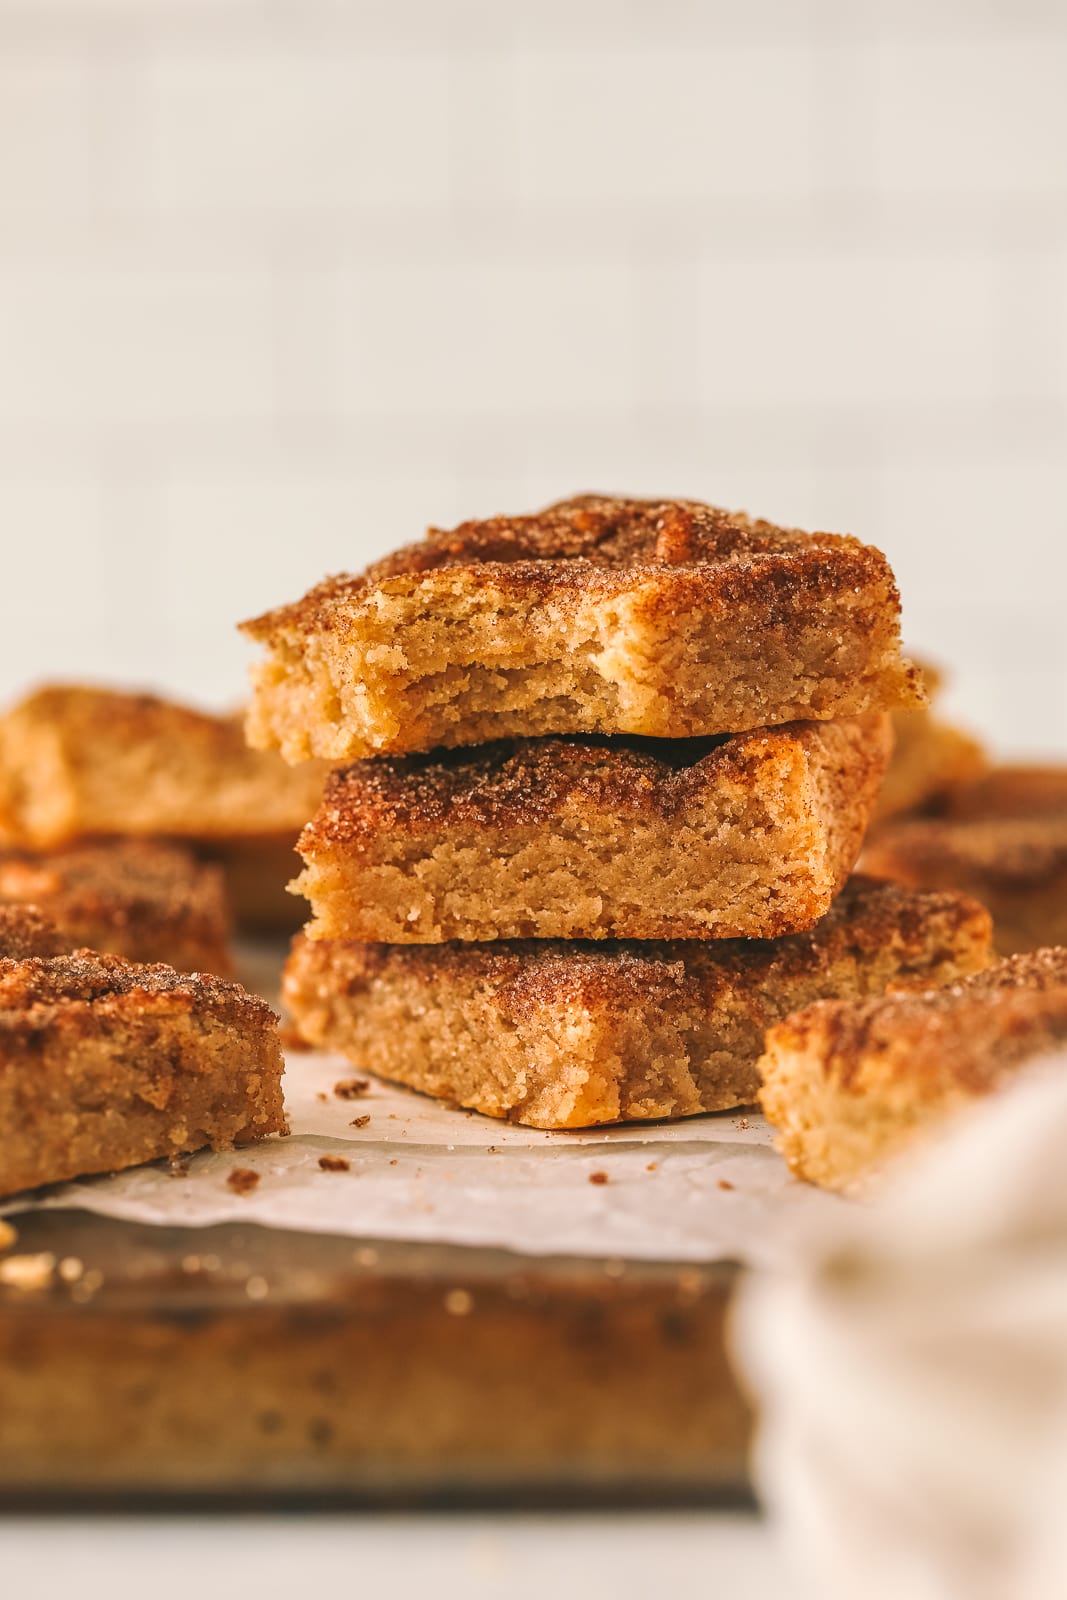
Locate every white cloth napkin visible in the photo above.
<box><xmin>733</xmin><ymin>1060</ymin><xmax>1067</xmax><ymax>1600</ymax></box>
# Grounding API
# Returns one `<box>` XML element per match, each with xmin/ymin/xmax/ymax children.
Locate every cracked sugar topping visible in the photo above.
<box><xmin>0</xmin><ymin>946</ymin><xmax>276</xmax><ymax>1027</ymax></box>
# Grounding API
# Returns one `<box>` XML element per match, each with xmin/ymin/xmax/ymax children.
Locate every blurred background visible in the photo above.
<box><xmin>0</xmin><ymin>0</ymin><xmax>1064</xmax><ymax>751</ymax></box>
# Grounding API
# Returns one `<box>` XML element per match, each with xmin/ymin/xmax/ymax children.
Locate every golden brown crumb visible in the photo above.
<box><xmin>242</xmin><ymin>494</ymin><xmax>921</xmax><ymax>763</ymax></box>
<box><xmin>333</xmin><ymin>1078</ymin><xmax>370</xmax><ymax>1099</ymax></box>
<box><xmin>226</xmin><ymin>1167</ymin><xmax>261</xmax><ymax>1195</ymax></box>
<box><xmin>588</xmin><ymin>1170</ymin><xmax>610</xmax><ymax>1185</ymax></box>
<box><xmin>318</xmin><ymin>1155</ymin><xmax>350</xmax><ymax>1173</ymax></box>
<box><xmin>718</xmin><ymin>1179</ymin><xmax>735</xmax><ymax>1191</ymax></box>
<box><xmin>296</xmin><ymin>717</ymin><xmax>891</xmax><ymax>942</ymax></box>
<box><xmin>348</xmin><ymin>1115</ymin><xmax>371</xmax><ymax>1129</ymax></box>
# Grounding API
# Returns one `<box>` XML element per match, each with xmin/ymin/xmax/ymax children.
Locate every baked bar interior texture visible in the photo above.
<box><xmin>760</xmin><ymin>947</ymin><xmax>1067</xmax><ymax>1192</ymax></box>
<box><xmin>0</xmin><ymin>924</ymin><xmax>286</xmax><ymax>1197</ymax></box>
<box><xmin>866</xmin><ymin>765</ymin><xmax>1067</xmax><ymax>957</ymax></box>
<box><xmin>242</xmin><ymin>495</ymin><xmax>922</xmax><ymax>763</ymax></box>
<box><xmin>0</xmin><ymin>839</ymin><xmax>231</xmax><ymax>974</ymax></box>
<box><xmin>283</xmin><ymin>878</ymin><xmax>992</xmax><ymax>1130</ymax></box>
<box><xmin>295</xmin><ymin>715</ymin><xmax>892</xmax><ymax>943</ymax></box>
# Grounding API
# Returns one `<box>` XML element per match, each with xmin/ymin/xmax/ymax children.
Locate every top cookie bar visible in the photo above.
<box><xmin>241</xmin><ymin>495</ymin><xmax>922</xmax><ymax>762</ymax></box>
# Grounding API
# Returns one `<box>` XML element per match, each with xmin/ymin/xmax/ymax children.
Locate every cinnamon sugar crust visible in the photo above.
<box><xmin>282</xmin><ymin>877</ymin><xmax>992</xmax><ymax>1129</ymax></box>
<box><xmin>241</xmin><ymin>495</ymin><xmax>922</xmax><ymax>762</ymax></box>
<box><xmin>0</xmin><ymin>840</ymin><xmax>232</xmax><ymax>974</ymax></box>
<box><xmin>296</xmin><ymin>715</ymin><xmax>892</xmax><ymax>942</ymax></box>
<box><xmin>760</xmin><ymin>948</ymin><xmax>1067</xmax><ymax>1190</ymax></box>
<box><xmin>0</xmin><ymin>948</ymin><xmax>286</xmax><ymax>1196</ymax></box>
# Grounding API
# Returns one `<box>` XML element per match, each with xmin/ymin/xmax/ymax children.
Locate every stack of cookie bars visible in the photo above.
<box><xmin>245</xmin><ymin>495</ymin><xmax>993</xmax><ymax>1130</ymax></box>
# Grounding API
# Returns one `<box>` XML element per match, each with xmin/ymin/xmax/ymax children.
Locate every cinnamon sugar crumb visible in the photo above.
<box><xmin>718</xmin><ymin>1178</ymin><xmax>735</xmax><ymax>1191</ymax></box>
<box><xmin>334</xmin><ymin>1078</ymin><xmax>370</xmax><ymax>1100</ymax></box>
<box><xmin>736</xmin><ymin>1118</ymin><xmax>750</xmax><ymax>1130</ymax></box>
<box><xmin>227</xmin><ymin>1167</ymin><xmax>261</xmax><ymax>1195</ymax></box>
<box><xmin>646</xmin><ymin>1161</ymin><xmax>657</xmax><ymax>1172</ymax></box>
<box><xmin>588</xmin><ymin>1170</ymin><xmax>609</xmax><ymax>1185</ymax></box>
<box><xmin>318</xmin><ymin>1155</ymin><xmax>350</xmax><ymax>1173</ymax></box>
<box><xmin>349</xmin><ymin>1114</ymin><xmax>371</xmax><ymax>1129</ymax></box>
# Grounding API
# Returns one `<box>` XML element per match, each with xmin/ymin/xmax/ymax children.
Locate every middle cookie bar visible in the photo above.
<box><xmin>294</xmin><ymin>714</ymin><xmax>891</xmax><ymax>943</ymax></box>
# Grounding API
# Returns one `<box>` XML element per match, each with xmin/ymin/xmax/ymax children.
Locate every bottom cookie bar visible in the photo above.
<box><xmin>283</xmin><ymin>877</ymin><xmax>992</xmax><ymax>1129</ymax></box>
<box><xmin>0</xmin><ymin>910</ymin><xmax>286</xmax><ymax>1196</ymax></box>
<box><xmin>760</xmin><ymin>947</ymin><xmax>1067</xmax><ymax>1191</ymax></box>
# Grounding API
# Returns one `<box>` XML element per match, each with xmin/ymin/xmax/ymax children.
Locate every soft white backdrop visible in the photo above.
<box><xmin>0</xmin><ymin>0</ymin><xmax>1065</xmax><ymax>754</ymax></box>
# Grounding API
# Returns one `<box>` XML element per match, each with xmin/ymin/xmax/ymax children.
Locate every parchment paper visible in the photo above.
<box><xmin>3</xmin><ymin>1047</ymin><xmax>844</xmax><ymax>1266</ymax></box>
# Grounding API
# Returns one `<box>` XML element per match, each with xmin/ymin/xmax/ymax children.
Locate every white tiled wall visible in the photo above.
<box><xmin>0</xmin><ymin>0</ymin><xmax>1065</xmax><ymax>753</ymax></box>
